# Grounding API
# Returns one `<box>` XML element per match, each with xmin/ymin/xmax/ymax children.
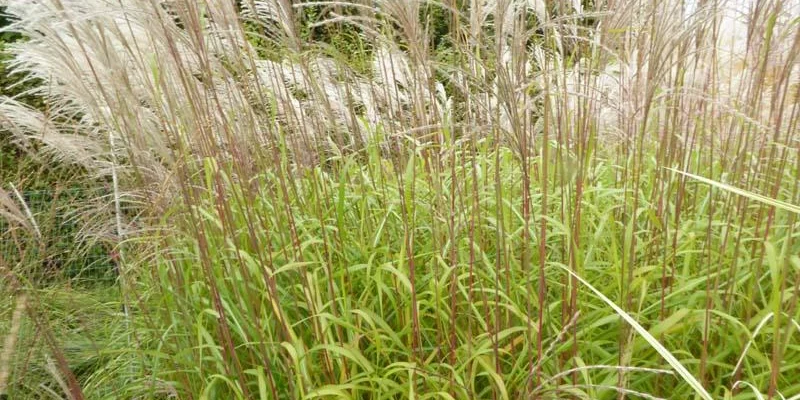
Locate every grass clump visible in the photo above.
<box><xmin>129</xmin><ymin>140</ymin><xmax>798</xmax><ymax>399</ymax></box>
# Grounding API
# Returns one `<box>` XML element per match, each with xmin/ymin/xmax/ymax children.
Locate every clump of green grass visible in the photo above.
<box><xmin>124</xmin><ymin>136</ymin><xmax>797</xmax><ymax>398</ymax></box>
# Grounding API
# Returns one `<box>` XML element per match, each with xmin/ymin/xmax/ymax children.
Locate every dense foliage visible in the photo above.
<box><xmin>1</xmin><ymin>1</ymin><xmax>799</xmax><ymax>399</ymax></box>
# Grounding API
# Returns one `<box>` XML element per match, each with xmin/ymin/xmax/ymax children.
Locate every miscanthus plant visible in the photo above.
<box><xmin>1</xmin><ymin>0</ymin><xmax>799</xmax><ymax>398</ymax></box>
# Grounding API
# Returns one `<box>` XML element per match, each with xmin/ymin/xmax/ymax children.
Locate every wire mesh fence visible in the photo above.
<box><xmin>1</xmin><ymin>187</ymin><xmax>118</xmax><ymax>285</ymax></box>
